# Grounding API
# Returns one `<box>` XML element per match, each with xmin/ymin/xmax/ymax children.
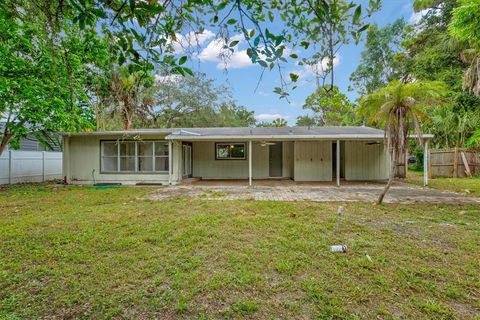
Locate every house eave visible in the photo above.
<box><xmin>165</xmin><ymin>134</ymin><xmax>434</xmax><ymax>141</ymax></box>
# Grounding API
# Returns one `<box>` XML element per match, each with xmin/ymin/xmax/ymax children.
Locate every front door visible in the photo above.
<box><xmin>269</xmin><ymin>143</ymin><xmax>283</xmax><ymax>177</ymax></box>
<box><xmin>182</xmin><ymin>144</ymin><xmax>192</xmax><ymax>178</ymax></box>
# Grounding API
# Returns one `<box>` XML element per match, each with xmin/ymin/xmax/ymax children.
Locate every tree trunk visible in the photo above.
<box><xmin>0</xmin><ymin>132</ymin><xmax>12</xmax><ymax>157</ymax></box>
<box><xmin>377</xmin><ymin>148</ymin><xmax>397</xmax><ymax>205</ymax></box>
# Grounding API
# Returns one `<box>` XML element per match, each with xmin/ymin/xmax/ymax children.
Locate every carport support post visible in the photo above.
<box><xmin>248</xmin><ymin>140</ymin><xmax>252</xmax><ymax>187</ymax></box>
<box><xmin>168</xmin><ymin>140</ymin><xmax>173</xmax><ymax>185</ymax></box>
<box><xmin>336</xmin><ymin>140</ymin><xmax>340</xmax><ymax>187</ymax></box>
<box><xmin>423</xmin><ymin>140</ymin><xmax>429</xmax><ymax>187</ymax></box>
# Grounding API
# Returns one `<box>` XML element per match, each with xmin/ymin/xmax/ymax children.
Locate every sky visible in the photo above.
<box><xmin>170</xmin><ymin>0</ymin><xmax>423</xmax><ymax>125</ymax></box>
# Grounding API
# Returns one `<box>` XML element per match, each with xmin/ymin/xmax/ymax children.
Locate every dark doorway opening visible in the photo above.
<box><xmin>182</xmin><ymin>142</ymin><xmax>193</xmax><ymax>178</ymax></box>
<box><xmin>269</xmin><ymin>143</ymin><xmax>283</xmax><ymax>177</ymax></box>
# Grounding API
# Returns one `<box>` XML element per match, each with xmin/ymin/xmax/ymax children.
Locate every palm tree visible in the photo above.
<box><xmin>359</xmin><ymin>80</ymin><xmax>445</xmax><ymax>204</ymax></box>
<box><xmin>449</xmin><ymin>0</ymin><xmax>480</xmax><ymax>97</ymax></box>
<box><xmin>101</xmin><ymin>67</ymin><xmax>156</xmax><ymax>130</ymax></box>
<box><xmin>271</xmin><ymin>118</ymin><xmax>288</xmax><ymax>127</ymax></box>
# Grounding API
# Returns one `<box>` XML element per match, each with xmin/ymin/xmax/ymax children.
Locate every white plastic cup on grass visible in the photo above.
<box><xmin>330</xmin><ymin>245</ymin><xmax>347</xmax><ymax>253</ymax></box>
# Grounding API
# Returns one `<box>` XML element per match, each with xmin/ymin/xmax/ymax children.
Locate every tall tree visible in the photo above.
<box><xmin>403</xmin><ymin>0</ymin><xmax>480</xmax><ymax>149</ymax></box>
<box><xmin>449</xmin><ymin>0</ymin><xmax>480</xmax><ymax>148</ymax></box>
<box><xmin>153</xmin><ymin>73</ymin><xmax>229</xmax><ymax>128</ymax></box>
<box><xmin>449</xmin><ymin>0</ymin><xmax>480</xmax><ymax>97</ymax></box>
<box><xmin>350</xmin><ymin>19</ymin><xmax>409</xmax><ymax>95</ymax></box>
<box><xmin>296</xmin><ymin>115</ymin><xmax>317</xmax><ymax>127</ymax></box>
<box><xmin>272</xmin><ymin>0</ymin><xmax>381</xmax><ymax>95</ymax></box>
<box><xmin>302</xmin><ymin>86</ymin><xmax>356</xmax><ymax>126</ymax></box>
<box><xmin>0</xmin><ymin>8</ymin><xmax>108</xmax><ymax>155</ymax></box>
<box><xmin>216</xmin><ymin>103</ymin><xmax>256</xmax><ymax>127</ymax></box>
<box><xmin>359</xmin><ymin>80</ymin><xmax>445</xmax><ymax>204</ymax></box>
<box><xmin>102</xmin><ymin>67</ymin><xmax>156</xmax><ymax>130</ymax></box>
<box><xmin>257</xmin><ymin>118</ymin><xmax>288</xmax><ymax>127</ymax></box>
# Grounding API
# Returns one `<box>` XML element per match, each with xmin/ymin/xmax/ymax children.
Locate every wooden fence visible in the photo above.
<box><xmin>429</xmin><ymin>148</ymin><xmax>480</xmax><ymax>178</ymax></box>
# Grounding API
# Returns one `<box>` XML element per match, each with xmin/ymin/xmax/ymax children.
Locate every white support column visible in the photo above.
<box><xmin>423</xmin><ymin>140</ymin><xmax>429</xmax><ymax>187</ymax></box>
<box><xmin>336</xmin><ymin>140</ymin><xmax>340</xmax><ymax>187</ymax></box>
<box><xmin>248</xmin><ymin>140</ymin><xmax>252</xmax><ymax>187</ymax></box>
<box><xmin>42</xmin><ymin>151</ymin><xmax>46</xmax><ymax>182</ymax></box>
<box><xmin>168</xmin><ymin>140</ymin><xmax>173</xmax><ymax>185</ymax></box>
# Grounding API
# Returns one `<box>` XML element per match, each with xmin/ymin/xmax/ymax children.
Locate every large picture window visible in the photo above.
<box><xmin>215</xmin><ymin>143</ymin><xmax>246</xmax><ymax>160</ymax></box>
<box><xmin>101</xmin><ymin>140</ymin><xmax>169</xmax><ymax>173</ymax></box>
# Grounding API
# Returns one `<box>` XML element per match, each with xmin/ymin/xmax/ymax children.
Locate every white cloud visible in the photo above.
<box><xmin>155</xmin><ymin>74</ymin><xmax>182</xmax><ymax>83</ymax></box>
<box><xmin>256</xmin><ymin>91</ymin><xmax>269</xmax><ymax>97</ymax></box>
<box><xmin>171</xmin><ymin>30</ymin><xmax>215</xmax><ymax>54</ymax></box>
<box><xmin>197</xmin><ymin>34</ymin><xmax>255</xmax><ymax>69</ymax></box>
<box><xmin>217</xmin><ymin>50</ymin><xmax>253</xmax><ymax>69</ymax></box>
<box><xmin>255</xmin><ymin>113</ymin><xmax>290</xmax><ymax>121</ymax></box>
<box><xmin>296</xmin><ymin>55</ymin><xmax>341</xmax><ymax>80</ymax></box>
<box><xmin>409</xmin><ymin>9</ymin><xmax>429</xmax><ymax>24</ymax></box>
<box><xmin>197</xmin><ymin>33</ymin><xmax>293</xmax><ymax>70</ymax></box>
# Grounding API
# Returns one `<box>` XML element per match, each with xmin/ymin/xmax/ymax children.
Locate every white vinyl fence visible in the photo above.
<box><xmin>0</xmin><ymin>150</ymin><xmax>63</xmax><ymax>185</ymax></box>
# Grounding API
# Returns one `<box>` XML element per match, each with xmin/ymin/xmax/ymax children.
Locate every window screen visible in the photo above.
<box><xmin>100</xmin><ymin>140</ymin><xmax>169</xmax><ymax>173</ymax></box>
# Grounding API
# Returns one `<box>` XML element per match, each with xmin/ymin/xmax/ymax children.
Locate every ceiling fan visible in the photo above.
<box><xmin>259</xmin><ymin>141</ymin><xmax>276</xmax><ymax>147</ymax></box>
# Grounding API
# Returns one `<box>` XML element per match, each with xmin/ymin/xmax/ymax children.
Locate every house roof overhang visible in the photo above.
<box><xmin>61</xmin><ymin>127</ymin><xmax>434</xmax><ymax>141</ymax></box>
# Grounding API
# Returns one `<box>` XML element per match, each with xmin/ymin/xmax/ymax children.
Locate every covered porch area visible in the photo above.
<box><xmin>165</xmin><ymin>128</ymin><xmax>432</xmax><ymax>187</ymax></box>
<box><xmin>170</xmin><ymin>138</ymin><xmax>392</xmax><ymax>187</ymax></box>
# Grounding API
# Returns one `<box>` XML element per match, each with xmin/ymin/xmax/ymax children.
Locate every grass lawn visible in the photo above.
<box><xmin>407</xmin><ymin>171</ymin><xmax>480</xmax><ymax>197</ymax></box>
<box><xmin>1</xmin><ymin>184</ymin><xmax>479</xmax><ymax>319</ymax></box>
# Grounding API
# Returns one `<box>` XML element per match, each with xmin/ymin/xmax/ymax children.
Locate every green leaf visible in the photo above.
<box><xmin>358</xmin><ymin>24</ymin><xmax>369</xmax><ymax>32</ymax></box>
<box><xmin>289</xmin><ymin>53</ymin><xmax>298</xmax><ymax>59</ymax></box>
<box><xmin>178</xmin><ymin>56</ymin><xmax>187</xmax><ymax>65</ymax></box>
<box><xmin>226</xmin><ymin>18</ymin><xmax>237</xmax><ymax>25</ymax></box>
<box><xmin>300</xmin><ymin>41</ymin><xmax>310</xmax><ymax>49</ymax></box>
<box><xmin>183</xmin><ymin>67</ymin><xmax>194</xmax><ymax>76</ymax></box>
<box><xmin>253</xmin><ymin>36</ymin><xmax>260</xmax><ymax>47</ymax></box>
<box><xmin>217</xmin><ymin>2</ymin><xmax>228</xmax><ymax>10</ymax></box>
<box><xmin>229</xmin><ymin>40</ymin><xmax>239</xmax><ymax>47</ymax></box>
<box><xmin>353</xmin><ymin>5</ymin><xmax>362</xmax><ymax>24</ymax></box>
<box><xmin>268</xmin><ymin>11</ymin><xmax>274</xmax><ymax>22</ymax></box>
<box><xmin>289</xmin><ymin>73</ymin><xmax>299</xmax><ymax>82</ymax></box>
<box><xmin>258</xmin><ymin>60</ymin><xmax>268</xmax><ymax>68</ymax></box>
<box><xmin>118</xmin><ymin>54</ymin><xmax>126</xmax><ymax>65</ymax></box>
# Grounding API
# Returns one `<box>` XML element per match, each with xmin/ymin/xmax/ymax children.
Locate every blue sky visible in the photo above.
<box><xmin>171</xmin><ymin>0</ymin><xmax>421</xmax><ymax>125</ymax></box>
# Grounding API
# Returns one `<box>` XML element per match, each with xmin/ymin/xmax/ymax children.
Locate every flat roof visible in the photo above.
<box><xmin>62</xmin><ymin>126</ymin><xmax>433</xmax><ymax>140</ymax></box>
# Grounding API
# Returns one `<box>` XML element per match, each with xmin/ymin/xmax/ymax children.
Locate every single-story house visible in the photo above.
<box><xmin>62</xmin><ymin>126</ymin><xmax>432</xmax><ymax>186</ymax></box>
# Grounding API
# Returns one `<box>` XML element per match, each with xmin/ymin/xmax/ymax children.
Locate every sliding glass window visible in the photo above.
<box><xmin>101</xmin><ymin>140</ymin><xmax>169</xmax><ymax>173</ymax></box>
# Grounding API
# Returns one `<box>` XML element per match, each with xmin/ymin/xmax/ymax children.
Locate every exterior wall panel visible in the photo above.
<box><xmin>294</xmin><ymin>141</ymin><xmax>332</xmax><ymax>181</ymax></box>
<box><xmin>344</xmin><ymin>141</ymin><xmax>388</xmax><ymax>180</ymax></box>
<box><xmin>283</xmin><ymin>141</ymin><xmax>294</xmax><ymax>178</ymax></box>
<box><xmin>192</xmin><ymin>141</ymin><xmax>268</xmax><ymax>179</ymax></box>
<box><xmin>67</xmin><ymin>135</ymin><xmax>178</xmax><ymax>185</ymax></box>
<box><xmin>64</xmin><ymin>134</ymin><xmax>389</xmax><ymax>184</ymax></box>
<box><xmin>192</xmin><ymin>141</ymin><xmax>293</xmax><ymax>179</ymax></box>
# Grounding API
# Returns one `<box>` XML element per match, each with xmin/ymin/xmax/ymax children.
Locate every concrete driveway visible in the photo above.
<box><xmin>146</xmin><ymin>181</ymin><xmax>480</xmax><ymax>204</ymax></box>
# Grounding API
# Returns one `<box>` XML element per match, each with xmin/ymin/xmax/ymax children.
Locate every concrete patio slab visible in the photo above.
<box><xmin>146</xmin><ymin>181</ymin><xmax>480</xmax><ymax>204</ymax></box>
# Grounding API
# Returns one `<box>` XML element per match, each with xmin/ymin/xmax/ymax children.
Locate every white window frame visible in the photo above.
<box><xmin>100</xmin><ymin>140</ymin><xmax>169</xmax><ymax>173</ymax></box>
